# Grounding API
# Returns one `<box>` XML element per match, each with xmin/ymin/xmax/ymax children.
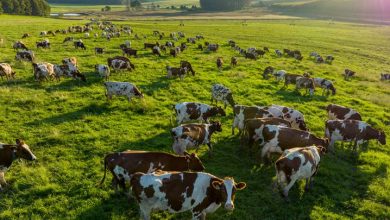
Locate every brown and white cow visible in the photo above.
<box><xmin>0</xmin><ymin>63</ymin><xmax>16</xmax><ymax>81</ymax></box>
<box><xmin>326</xmin><ymin>104</ymin><xmax>362</xmax><ymax>121</ymax></box>
<box><xmin>32</xmin><ymin>62</ymin><xmax>55</xmax><ymax>82</ymax></box>
<box><xmin>271</xmin><ymin>105</ymin><xmax>308</xmax><ymax>131</ymax></box>
<box><xmin>260</xmin><ymin>125</ymin><xmax>328</xmax><ymax>163</ymax></box>
<box><xmin>0</xmin><ymin>139</ymin><xmax>37</xmax><ymax>190</ymax></box>
<box><xmin>231</xmin><ymin>105</ymin><xmax>274</xmax><ymax>135</ymax></box>
<box><xmin>122</xmin><ymin>48</ymin><xmax>137</xmax><ymax>57</ymax></box>
<box><xmin>284</xmin><ymin>74</ymin><xmax>302</xmax><ymax>87</ymax></box>
<box><xmin>325</xmin><ymin>120</ymin><xmax>386</xmax><ymax>152</ymax></box>
<box><xmin>100</xmin><ymin>151</ymin><xmax>204</xmax><ymax>191</ymax></box>
<box><xmin>211</xmin><ymin>84</ymin><xmax>235</xmax><ymax>109</ymax></box>
<box><xmin>104</xmin><ymin>81</ymin><xmax>143</xmax><ymax>102</ymax></box>
<box><xmin>173</xmin><ymin>102</ymin><xmax>226</xmax><ymax>125</ymax></box>
<box><xmin>107</xmin><ymin>56</ymin><xmax>135</xmax><ymax>72</ymax></box>
<box><xmin>171</xmin><ymin>121</ymin><xmax>222</xmax><ymax>156</ymax></box>
<box><xmin>62</xmin><ymin>57</ymin><xmax>78</xmax><ymax>68</ymax></box>
<box><xmin>130</xmin><ymin>171</ymin><xmax>246</xmax><ymax>220</ymax></box>
<box><xmin>296</xmin><ymin>77</ymin><xmax>315</xmax><ymax>96</ymax></box>
<box><xmin>241</xmin><ymin>117</ymin><xmax>291</xmax><ymax>149</ymax></box>
<box><xmin>275</xmin><ymin>145</ymin><xmax>325</xmax><ymax>198</ymax></box>
<box><xmin>313</xmin><ymin>77</ymin><xmax>336</xmax><ymax>95</ymax></box>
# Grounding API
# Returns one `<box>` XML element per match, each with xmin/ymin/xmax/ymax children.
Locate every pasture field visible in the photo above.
<box><xmin>0</xmin><ymin>14</ymin><xmax>389</xmax><ymax>219</ymax></box>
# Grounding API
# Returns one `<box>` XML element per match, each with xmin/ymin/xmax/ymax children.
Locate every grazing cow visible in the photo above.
<box><xmin>180</xmin><ymin>42</ymin><xmax>187</xmax><ymax>51</ymax></box>
<box><xmin>263</xmin><ymin>66</ymin><xmax>274</xmax><ymax>79</ymax></box>
<box><xmin>271</xmin><ymin>105</ymin><xmax>308</xmax><ymax>131</ymax></box>
<box><xmin>0</xmin><ymin>139</ymin><xmax>37</xmax><ymax>190</ymax></box>
<box><xmin>344</xmin><ymin>69</ymin><xmax>355</xmax><ymax>80</ymax></box>
<box><xmin>95</xmin><ymin>47</ymin><xmax>104</xmax><ymax>55</ymax></box>
<box><xmin>62</xmin><ymin>57</ymin><xmax>78</xmax><ymax>69</ymax></box>
<box><xmin>244</xmin><ymin>52</ymin><xmax>258</xmax><ymax>60</ymax></box>
<box><xmin>315</xmin><ymin>55</ymin><xmax>324</xmax><ymax>63</ymax></box>
<box><xmin>275</xmin><ymin>145</ymin><xmax>325</xmax><ymax>198</ymax></box>
<box><xmin>107</xmin><ymin>56</ymin><xmax>135</xmax><ymax>72</ymax></box>
<box><xmin>15</xmin><ymin>50</ymin><xmax>34</xmax><ymax>62</ymax></box>
<box><xmin>32</xmin><ymin>62</ymin><xmax>55</xmax><ymax>82</ymax></box>
<box><xmin>144</xmin><ymin>42</ymin><xmax>157</xmax><ymax>49</ymax></box>
<box><xmin>309</xmin><ymin>52</ymin><xmax>319</xmax><ymax>58</ymax></box>
<box><xmin>95</xmin><ymin>64</ymin><xmax>110</xmax><ymax>81</ymax></box>
<box><xmin>187</xmin><ymin>38</ymin><xmax>196</xmax><ymax>44</ymax></box>
<box><xmin>211</xmin><ymin>84</ymin><xmax>235</xmax><ymax>109</ymax></box>
<box><xmin>166</xmin><ymin>41</ymin><xmax>174</xmax><ymax>47</ymax></box>
<box><xmin>36</xmin><ymin>40</ymin><xmax>50</xmax><ymax>49</ymax></box>
<box><xmin>273</xmin><ymin>70</ymin><xmax>287</xmax><ymax>81</ymax></box>
<box><xmin>296</xmin><ymin>77</ymin><xmax>315</xmax><ymax>96</ymax></box>
<box><xmin>180</xmin><ymin>61</ymin><xmax>195</xmax><ymax>76</ymax></box>
<box><xmin>197</xmin><ymin>44</ymin><xmax>203</xmax><ymax>51</ymax></box>
<box><xmin>263</xmin><ymin>47</ymin><xmax>269</xmax><ymax>52</ymax></box>
<box><xmin>216</xmin><ymin>57</ymin><xmax>223</xmax><ymax>71</ymax></box>
<box><xmin>275</xmin><ymin>50</ymin><xmax>283</xmax><ymax>57</ymax></box>
<box><xmin>284</xmin><ymin>74</ymin><xmax>303</xmax><ymax>87</ymax></box>
<box><xmin>325</xmin><ymin>120</ymin><xmax>386</xmax><ymax>152</ymax></box>
<box><xmin>325</xmin><ymin>55</ymin><xmax>334</xmax><ymax>64</ymax></box>
<box><xmin>63</xmin><ymin>37</ymin><xmax>74</xmax><ymax>43</ymax></box>
<box><xmin>166</xmin><ymin>66</ymin><xmax>187</xmax><ymax>80</ymax></box>
<box><xmin>13</xmin><ymin>41</ymin><xmax>28</xmax><ymax>50</ymax></box>
<box><xmin>231</xmin><ymin>105</ymin><xmax>274</xmax><ymax>135</ymax></box>
<box><xmin>104</xmin><ymin>82</ymin><xmax>143</xmax><ymax>102</ymax></box>
<box><xmin>326</xmin><ymin>104</ymin><xmax>362</xmax><ymax>121</ymax></box>
<box><xmin>130</xmin><ymin>171</ymin><xmax>246</xmax><ymax>220</ymax></box>
<box><xmin>231</xmin><ymin>57</ymin><xmax>238</xmax><ymax>67</ymax></box>
<box><xmin>0</xmin><ymin>63</ymin><xmax>16</xmax><ymax>81</ymax></box>
<box><xmin>173</xmin><ymin>102</ymin><xmax>226</xmax><ymax>125</ymax></box>
<box><xmin>54</xmin><ymin>64</ymin><xmax>86</xmax><ymax>82</ymax></box>
<box><xmin>84</xmin><ymin>33</ymin><xmax>90</xmax><ymax>38</ymax></box>
<box><xmin>313</xmin><ymin>77</ymin><xmax>336</xmax><ymax>95</ymax></box>
<box><xmin>381</xmin><ymin>73</ymin><xmax>390</xmax><ymax>80</ymax></box>
<box><xmin>74</xmin><ymin>41</ymin><xmax>86</xmax><ymax>50</ymax></box>
<box><xmin>100</xmin><ymin>151</ymin><xmax>204</xmax><ymax>191</ymax></box>
<box><xmin>22</xmin><ymin>33</ymin><xmax>30</xmax><ymax>39</ymax></box>
<box><xmin>261</xmin><ymin>125</ymin><xmax>329</xmax><ymax>162</ymax></box>
<box><xmin>152</xmin><ymin>46</ymin><xmax>162</xmax><ymax>57</ymax></box>
<box><xmin>283</xmin><ymin>49</ymin><xmax>291</xmax><ymax>55</ymax></box>
<box><xmin>40</xmin><ymin>31</ymin><xmax>47</xmax><ymax>37</ymax></box>
<box><xmin>242</xmin><ymin>118</ymin><xmax>291</xmax><ymax>149</ymax></box>
<box><xmin>122</xmin><ymin>48</ymin><xmax>137</xmax><ymax>57</ymax></box>
<box><xmin>207</xmin><ymin>44</ymin><xmax>219</xmax><ymax>52</ymax></box>
<box><xmin>256</xmin><ymin>49</ymin><xmax>266</xmax><ymax>57</ymax></box>
<box><xmin>172</xmin><ymin>121</ymin><xmax>222</xmax><ymax>155</ymax></box>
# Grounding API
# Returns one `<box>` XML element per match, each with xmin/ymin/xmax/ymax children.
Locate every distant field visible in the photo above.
<box><xmin>0</xmin><ymin>14</ymin><xmax>389</xmax><ymax>220</ymax></box>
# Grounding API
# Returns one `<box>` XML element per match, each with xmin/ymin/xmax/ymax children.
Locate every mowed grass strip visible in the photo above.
<box><xmin>0</xmin><ymin>15</ymin><xmax>389</xmax><ymax>219</ymax></box>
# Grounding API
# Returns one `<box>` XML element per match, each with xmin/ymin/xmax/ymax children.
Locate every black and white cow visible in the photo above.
<box><xmin>32</xmin><ymin>62</ymin><xmax>55</xmax><ymax>82</ymax></box>
<box><xmin>211</xmin><ymin>84</ymin><xmax>235</xmax><ymax>109</ymax></box>
<box><xmin>95</xmin><ymin>64</ymin><xmax>110</xmax><ymax>81</ymax></box>
<box><xmin>15</xmin><ymin>50</ymin><xmax>35</xmax><ymax>62</ymax></box>
<box><xmin>313</xmin><ymin>77</ymin><xmax>336</xmax><ymax>95</ymax></box>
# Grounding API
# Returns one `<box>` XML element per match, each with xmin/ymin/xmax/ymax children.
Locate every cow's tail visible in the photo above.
<box><xmin>99</xmin><ymin>155</ymin><xmax>108</xmax><ymax>187</ymax></box>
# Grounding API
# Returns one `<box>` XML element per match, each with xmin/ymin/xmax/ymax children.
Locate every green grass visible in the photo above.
<box><xmin>0</xmin><ymin>14</ymin><xmax>389</xmax><ymax>219</ymax></box>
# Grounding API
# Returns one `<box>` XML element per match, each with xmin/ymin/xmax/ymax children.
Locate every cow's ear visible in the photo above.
<box><xmin>235</xmin><ymin>182</ymin><xmax>247</xmax><ymax>190</ymax></box>
<box><xmin>212</xmin><ymin>181</ymin><xmax>222</xmax><ymax>190</ymax></box>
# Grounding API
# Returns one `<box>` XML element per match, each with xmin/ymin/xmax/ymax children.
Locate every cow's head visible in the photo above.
<box><xmin>210</xmin><ymin>121</ymin><xmax>222</xmax><ymax>133</ymax></box>
<box><xmin>330</xmin><ymin>85</ymin><xmax>336</xmax><ymax>95</ymax></box>
<box><xmin>133</xmin><ymin>86</ymin><xmax>144</xmax><ymax>98</ymax></box>
<box><xmin>378</xmin><ymin>131</ymin><xmax>386</xmax><ymax>145</ymax></box>
<box><xmin>211</xmin><ymin>177</ymin><xmax>246</xmax><ymax>211</ymax></box>
<box><xmin>211</xmin><ymin>106</ymin><xmax>226</xmax><ymax>117</ymax></box>
<box><xmin>298</xmin><ymin>120</ymin><xmax>309</xmax><ymax>131</ymax></box>
<box><xmin>226</xmin><ymin>93</ymin><xmax>235</xmax><ymax>108</ymax></box>
<box><xmin>316</xmin><ymin>145</ymin><xmax>327</xmax><ymax>156</ymax></box>
<box><xmin>129</xmin><ymin>63</ymin><xmax>135</xmax><ymax>70</ymax></box>
<box><xmin>75</xmin><ymin>70</ymin><xmax>87</xmax><ymax>82</ymax></box>
<box><xmin>15</xmin><ymin>139</ymin><xmax>37</xmax><ymax>161</ymax></box>
<box><xmin>184</xmin><ymin>152</ymin><xmax>205</xmax><ymax>171</ymax></box>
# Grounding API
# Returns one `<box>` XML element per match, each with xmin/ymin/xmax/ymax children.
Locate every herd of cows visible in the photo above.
<box><xmin>0</xmin><ymin>20</ymin><xmax>388</xmax><ymax>220</ymax></box>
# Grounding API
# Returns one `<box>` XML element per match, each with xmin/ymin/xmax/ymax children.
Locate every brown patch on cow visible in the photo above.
<box><xmin>159</xmin><ymin>172</ymin><xmax>198</xmax><ymax>211</ymax></box>
<box><xmin>144</xmin><ymin>185</ymin><xmax>155</xmax><ymax>198</ymax></box>
<box><xmin>327</xmin><ymin>104</ymin><xmax>361</xmax><ymax>120</ymax></box>
<box><xmin>326</xmin><ymin>120</ymin><xmax>384</xmax><ymax>144</ymax></box>
<box><xmin>185</xmin><ymin>103</ymin><xmax>201</xmax><ymax>120</ymax></box>
<box><xmin>243</xmin><ymin>118</ymin><xmax>291</xmax><ymax>147</ymax></box>
<box><xmin>276</xmin><ymin>156</ymin><xmax>301</xmax><ymax>182</ymax></box>
<box><xmin>192</xmin><ymin>177</ymin><xmax>224</xmax><ymax>216</ymax></box>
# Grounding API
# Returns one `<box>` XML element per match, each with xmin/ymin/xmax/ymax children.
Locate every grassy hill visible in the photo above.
<box><xmin>0</xmin><ymin>14</ymin><xmax>389</xmax><ymax>219</ymax></box>
<box><xmin>270</xmin><ymin>0</ymin><xmax>390</xmax><ymax>23</ymax></box>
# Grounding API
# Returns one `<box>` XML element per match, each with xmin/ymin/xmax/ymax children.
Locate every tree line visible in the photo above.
<box><xmin>199</xmin><ymin>0</ymin><xmax>251</xmax><ymax>11</ymax></box>
<box><xmin>0</xmin><ymin>0</ymin><xmax>51</xmax><ymax>16</ymax></box>
<box><xmin>46</xmin><ymin>0</ymin><xmax>122</xmax><ymax>4</ymax></box>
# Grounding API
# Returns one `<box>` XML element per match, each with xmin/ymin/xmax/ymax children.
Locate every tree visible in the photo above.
<box><xmin>199</xmin><ymin>0</ymin><xmax>251</xmax><ymax>11</ymax></box>
<box><xmin>0</xmin><ymin>0</ymin><xmax>50</xmax><ymax>16</ymax></box>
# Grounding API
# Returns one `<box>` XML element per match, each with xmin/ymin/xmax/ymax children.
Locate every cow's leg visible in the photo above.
<box><xmin>231</xmin><ymin>125</ymin><xmax>235</xmax><ymax>135</ymax></box>
<box><xmin>192</xmin><ymin>211</ymin><xmax>205</xmax><ymax>220</ymax></box>
<box><xmin>304</xmin><ymin>178</ymin><xmax>310</xmax><ymax>191</ymax></box>
<box><xmin>260</xmin><ymin>142</ymin><xmax>272</xmax><ymax>164</ymax></box>
<box><xmin>140</xmin><ymin>205</ymin><xmax>152</xmax><ymax>220</ymax></box>
<box><xmin>0</xmin><ymin>172</ymin><xmax>7</xmax><ymax>187</ymax></box>
<box><xmin>127</xmin><ymin>95</ymin><xmax>132</xmax><ymax>102</ymax></box>
<box><xmin>207</xmin><ymin>143</ymin><xmax>213</xmax><ymax>157</ymax></box>
<box><xmin>282</xmin><ymin>178</ymin><xmax>297</xmax><ymax>198</ymax></box>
